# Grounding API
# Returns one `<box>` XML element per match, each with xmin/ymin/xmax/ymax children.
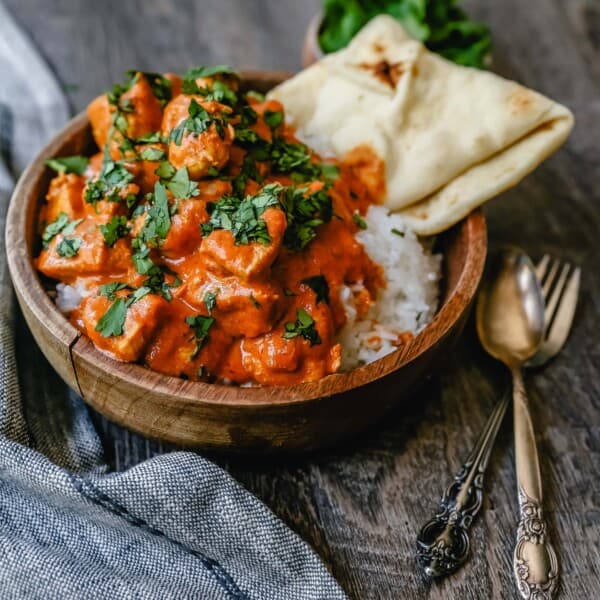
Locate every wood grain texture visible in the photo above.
<box><xmin>5</xmin><ymin>0</ymin><xmax>600</xmax><ymax>597</ymax></box>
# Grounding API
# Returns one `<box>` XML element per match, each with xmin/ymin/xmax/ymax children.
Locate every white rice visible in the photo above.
<box><xmin>55</xmin><ymin>281</ymin><xmax>90</xmax><ymax>313</ymax></box>
<box><xmin>54</xmin><ymin>206</ymin><xmax>441</xmax><ymax>372</ymax></box>
<box><xmin>337</xmin><ymin>205</ymin><xmax>441</xmax><ymax>370</ymax></box>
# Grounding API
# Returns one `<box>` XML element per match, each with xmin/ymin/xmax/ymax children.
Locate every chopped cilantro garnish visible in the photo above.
<box><xmin>185</xmin><ymin>315</ymin><xmax>215</xmax><ymax>358</ymax></box>
<box><xmin>166</xmin><ymin>167</ymin><xmax>200</xmax><ymax>199</ymax></box>
<box><xmin>246</xmin><ymin>90</ymin><xmax>265</xmax><ymax>102</ymax></box>
<box><xmin>45</xmin><ymin>155</ymin><xmax>89</xmax><ymax>175</ymax></box>
<box><xmin>201</xmin><ymin>184</ymin><xmax>281</xmax><ymax>245</ymax></box>
<box><xmin>391</xmin><ymin>227</ymin><xmax>405</xmax><ymax>237</ymax></box>
<box><xmin>284</xmin><ymin>288</ymin><xmax>296</xmax><ymax>297</ymax></box>
<box><xmin>137</xmin><ymin>182</ymin><xmax>171</xmax><ymax>246</ymax></box>
<box><xmin>184</xmin><ymin>65</ymin><xmax>237</xmax><ymax>79</ymax></box>
<box><xmin>95</xmin><ymin>297</ymin><xmax>128</xmax><ymax>337</ymax></box>
<box><xmin>84</xmin><ymin>148</ymin><xmax>135</xmax><ymax>207</ymax></box>
<box><xmin>263</xmin><ymin>110</ymin><xmax>284</xmax><ymax>129</ymax></box>
<box><xmin>169</xmin><ymin>99</ymin><xmax>227</xmax><ymax>145</ymax></box>
<box><xmin>280</xmin><ymin>186</ymin><xmax>332</xmax><ymax>251</ymax></box>
<box><xmin>282</xmin><ymin>308</ymin><xmax>321</xmax><ymax>346</ymax></box>
<box><xmin>41</xmin><ymin>213</ymin><xmax>82</xmax><ymax>248</ymax></box>
<box><xmin>56</xmin><ymin>237</ymin><xmax>82</xmax><ymax>258</ymax></box>
<box><xmin>319</xmin><ymin>163</ymin><xmax>340</xmax><ymax>181</ymax></box>
<box><xmin>301</xmin><ymin>275</ymin><xmax>330</xmax><ymax>304</ymax></box>
<box><xmin>139</xmin><ymin>146</ymin><xmax>166</xmax><ymax>161</ymax></box>
<box><xmin>95</xmin><ymin>285</ymin><xmax>151</xmax><ymax>338</ymax></box>
<box><xmin>353</xmin><ymin>213</ymin><xmax>367</xmax><ymax>230</ymax></box>
<box><xmin>203</xmin><ymin>290</ymin><xmax>219</xmax><ymax>315</ymax></box>
<box><xmin>99</xmin><ymin>282</ymin><xmax>129</xmax><ymax>300</ymax></box>
<box><xmin>134</xmin><ymin>131</ymin><xmax>164</xmax><ymax>144</ymax></box>
<box><xmin>99</xmin><ymin>215</ymin><xmax>130</xmax><ymax>246</ymax></box>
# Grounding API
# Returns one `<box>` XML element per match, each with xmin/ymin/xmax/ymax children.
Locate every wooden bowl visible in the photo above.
<box><xmin>6</xmin><ymin>71</ymin><xmax>487</xmax><ymax>453</ymax></box>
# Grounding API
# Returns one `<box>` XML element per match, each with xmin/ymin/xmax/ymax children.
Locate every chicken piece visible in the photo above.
<box><xmin>200</xmin><ymin>208</ymin><xmax>286</xmax><ymax>279</ymax></box>
<box><xmin>162</xmin><ymin>96</ymin><xmax>234</xmax><ymax>179</ymax></box>
<box><xmin>144</xmin><ymin>301</ymin><xmax>233</xmax><ymax>380</ymax></box>
<box><xmin>163</xmin><ymin>73</ymin><xmax>183</xmax><ymax>97</ymax></box>
<box><xmin>80</xmin><ymin>292</ymin><xmax>166</xmax><ymax>362</ymax></box>
<box><xmin>160</xmin><ymin>199</ymin><xmax>209</xmax><ymax>257</ymax></box>
<box><xmin>37</xmin><ymin>220</ymin><xmax>131</xmax><ymax>281</ymax></box>
<box><xmin>87</xmin><ymin>73</ymin><xmax>164</xmax><ymax>157</ymax></box>
<box><xmin>240</xmin><ymin>296</ymin><xmax>340</xmax><ymax>385</ymax></box>
<box><xmin>120</xmin><ymin>73</ymin><xmax>164</xmax><ymax>139</ymax></box>
<box><xmin>182</xmin><ymin>266</ymin><xmax>284</xmax><ymax>338</ymax></box>
<box><xmin>41</xmin><ymin>173</ymin><xmax>85</xmax><ymax>223</ymax></box>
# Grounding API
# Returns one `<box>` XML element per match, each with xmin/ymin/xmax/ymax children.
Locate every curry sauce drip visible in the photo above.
<box><xmin>36</xmin><ymin>68</ymin><xmax>385</xmax><ymax>386</ymax></box>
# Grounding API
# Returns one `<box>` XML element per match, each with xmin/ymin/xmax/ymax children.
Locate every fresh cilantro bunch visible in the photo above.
<box><xmin>318</xmin><ymin>0</ymin><xmax>491</xmax><ymax>69</ymax></box>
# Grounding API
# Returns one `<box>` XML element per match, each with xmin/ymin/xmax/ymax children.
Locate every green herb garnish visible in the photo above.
<box><xmin>139</xmin><ymin>146</ymin><xmax>166</xmax><ymax>161</ymax></box>
<box><xmin>41</xmin><ymin>213</ymin><xmax>82</xmax><ymax>248</ymax></box>
<box><xmin>318</xmin><ymin>0</ymin><xmax>491</xmax><ymax>69</ymax></box>
<box><xmin>95</xmin><ymin>285</ymin><xmax>151</xmax><ymax>338</ymax></box>
<box><xmin>99</xmin><ymin>215</ymin><xmax>131</xmax><ymax>246</ymax></box>
<box><xmin>282</xmin><ymin>308</ymin><xmax>321</xmax><ymax>346</ymax></box>
<box><xmin>185</xmin><ymin>315</ymin><xmax>215</xmax><ymax>358</ymax></box>
<box><xmin>45</xmin><ymin>155</ymin><xmax>89</xmax><ymax>175</ymax></box>
<box><xmin>201</xmin><ymin>184</ymin><xmax>281</xmax><ymax>245</ymax></box>
<box><xmin>56</xmin><ymin>237</ymin><xmax>82</xmax><ymax>258</ymax></box>
<box><xmin>263</xmin><ymin>109</ymin><xmax>284</xmax><ymax>129</ymax></box>
<box><xmin>280</xmin><ymin>185</ymin><xmax>333</xmax><ymax>251</ymax></box>
<box><xmin>391</xmin><ymin>227</ymin><xmax>405</xmax><ymax>237</ymax></box>
<box><xmin>99</xmin><ymin>282</ymin><xmax>129</xmax><ymax>300</ymax></box>
<box><xmin>301</xmin><ymin>275</ymin><xmax>330</xmax><ymax>304</ymax></box>
<box><xmin>169</xmin><ymin>98</ymin><xmax>227</xmax><ymax>145</ymax></box>
<box><xmin>352</xmin><ymin>213</ymin><xmax>367</xmax><ymax>230</ymax></box>
<box><xmin>203</xmin><ymin>290</ymin><xmax>219</xmax><ymax>315</ymax></box>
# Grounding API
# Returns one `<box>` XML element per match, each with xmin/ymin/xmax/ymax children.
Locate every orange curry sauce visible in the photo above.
<box><xmin>36</xmin><ymin>68</ymin><xmax>386</xmax><ymax>386</ymax></box>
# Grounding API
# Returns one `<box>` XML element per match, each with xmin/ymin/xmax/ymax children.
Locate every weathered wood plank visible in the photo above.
<box><xmin>5</xmin><ymin>0</ymin><xmax>600</xmax><ymax>597</ymax></box>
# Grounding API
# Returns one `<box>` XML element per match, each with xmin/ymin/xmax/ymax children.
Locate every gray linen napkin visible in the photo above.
<box><xmin>0</xmin><ymin>4</ymin><xmax>346</xmax><ymax>598</ymax></box>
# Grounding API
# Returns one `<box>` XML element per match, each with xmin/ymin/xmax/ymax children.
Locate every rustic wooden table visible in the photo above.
<box><xmin>6</xmin><ymin>0</ymin><xmax>599</xmax><ymax>598</ymax></box>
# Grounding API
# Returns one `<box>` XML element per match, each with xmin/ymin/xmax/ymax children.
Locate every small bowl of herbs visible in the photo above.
<box><xmin>302</xmin><ymin>0</ymin><xmax>492</xmax><ymax>69</ymax></box>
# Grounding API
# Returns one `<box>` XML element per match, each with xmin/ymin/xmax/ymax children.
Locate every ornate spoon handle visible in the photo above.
<box><xmin>416</xmin><ymin>393</ymin><xmax>509</xmax><ymax>577</ymax></box>
<box><xmin>511</xmin><ymin>368</ymin><xmax>558</xmax><ymax>599</ymax></box>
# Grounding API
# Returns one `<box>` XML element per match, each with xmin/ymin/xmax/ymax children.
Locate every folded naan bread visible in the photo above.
<box><xmin>268</xmin><ymin>16</ymin><xmax>574</xmax><ymax>235</ymax></box>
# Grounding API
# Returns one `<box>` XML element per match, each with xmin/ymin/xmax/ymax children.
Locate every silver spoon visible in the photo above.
<box><xmin>416</xmin><ymin>249</ymin><xmax>559</xmax><ymax>599</ymax></box>
<box><xmin>477</xmin><ymin>249</ymin><xmax>558</xmax><ymax>598</ymax></box>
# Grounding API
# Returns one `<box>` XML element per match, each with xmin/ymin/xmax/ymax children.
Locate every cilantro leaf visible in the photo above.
<box><xmin>99</xmin><ymin>282</ymin><xmax>129</xmax><ymax>300</ymax></box>
<box><xmin>139</xmin><ymin>146</ymin><xmax>166</xmax><ymax>161</ymax></box>
<box><xmin>280</xmin><ymin>186</ymin><xmax>332</xmax><ymax>251</ymax></box>
<box><xmin>169</xmin><ymin>99</ymin><xmax>227</xmax><ymax>145</ymax></box>
<box><xmin>263</xmin><ymin>109</ymin><xmax>284</xmax><ymax>129</ymax></box>
<box><xmin>99</xmin><ymin>215</ymin><xmax>131</xmax><ymax>246</ymax></box>
<box><xmin>282</xmin><ymin>308</ymin><xmax>322</xmax><ymax>346</ymax></box>
<box><xmin>56</xmin><ymin>237</ymin><xmax>82</xmax><ymax>258</ymax></box>
<box><xmin>301</xmin><ymin>275</ymin><xmax>330</xmax><ymax>304</ymax></box>
<box><xmin>391</xmin><ymin>227</ymin><xmax>405</xmax><ymax>237</ymax></box>
<box><xmin>203</xmin><ymin>290</ymin><xmax>219</xmax><ymax>315</ymax></box>
<box><xmin>185</xmin><ymin>315</ymin><xmax>215</xmax><ymax>358</ymax></box>
<box><xmin>45</xmin><ymin>155</ymin><xmax>89</xmax><ymax>175</ymax></box>
<box><xmin>84</xmin><ymin>149</ymin><xmax>134</xmax><ymax>206</ymax></box>
<box><xmin>201</xmin><ymin>184</ymin><xmax>281</xmax><ymax>245</ymax></box>
<box><xmin>184</xmin><ymin>65</ymin><xmax>237</xmax><ymax>79</ymax></box>
<box><xmin>95</xmin><ymin>297</ymin><xmax>128</xmax><ymax>337</ymax></box>
<box><xmin>352</xmin><ymin>213</ymin><xmax>367</xmax><ymax>230</ymax></box>
<box><xmin>41</xmin><ymin>213</ymin><xmax>82</xmax><ymax>248</ymax></box>
<box><xmin>138</xmin><ymin>182</ymin><xmax>171</xmax><ymax>245</ymax></box>
<box><xmin>166</xmin><ymin>167</ymin><xmax>200</xmax><ymax>199</ymax></box>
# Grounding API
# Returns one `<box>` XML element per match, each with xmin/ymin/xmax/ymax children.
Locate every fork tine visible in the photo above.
<box><xmin>536</xmin><ymin>254</ymin><xmax>551</xmax><ymax>281</ymax></box>
<box><xmin>544</xmin><ymin>262</ymin><xmax>571</xmax><ymax>329</ymax></box>
<box><xmin>545</xmin><ymin>266</ymin><xmax>580</xmax><ymax>352</ymax></box>
<box><xmin>541</xmin><ymin>257</ymin><xmax>561</xmax><ymax>301</ymax></box>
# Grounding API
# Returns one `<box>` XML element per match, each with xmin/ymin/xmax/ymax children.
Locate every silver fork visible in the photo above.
<box><xmin>416</xmin><ymin>255</ymin><xmax>580</xmax><ymax>579</ymax></box>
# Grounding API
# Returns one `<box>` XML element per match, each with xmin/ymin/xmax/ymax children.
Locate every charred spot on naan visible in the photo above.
<box><xmin>508</xmin><ymin>88</ymin><xmax>541</xmax><ymax>115</ymax></box>
<box><xmin>356</xmin><ymin>60</ymin><xmax>407</xmax><ymax>88</ymax></box>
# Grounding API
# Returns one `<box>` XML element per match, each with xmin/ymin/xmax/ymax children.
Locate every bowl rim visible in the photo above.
<box><xmin>6</xmin><ymin>72</ymin><xmax>487</xmax><ymax>410</ymax></box>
